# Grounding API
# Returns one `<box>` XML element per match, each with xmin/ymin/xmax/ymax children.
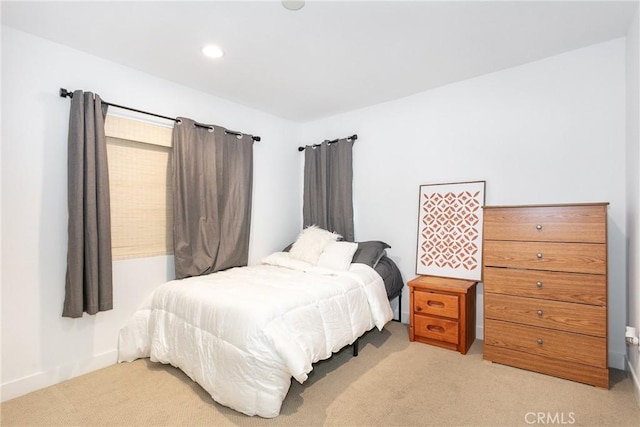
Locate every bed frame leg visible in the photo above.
<box><xmin>354</xmin><ymin>287</ymin><xmax>405</xmax><ymax>357</ymax></box>
<box><xmin>392</xmin><ymin>290</ymin><xmax>402</xmax><ymax>322</ymax></box>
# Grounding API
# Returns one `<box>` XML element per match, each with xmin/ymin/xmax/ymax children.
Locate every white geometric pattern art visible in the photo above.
<box><xmin>416</xmin><ymin>181</ymin><xmax>485</xmax><ymax>280</ymax></box>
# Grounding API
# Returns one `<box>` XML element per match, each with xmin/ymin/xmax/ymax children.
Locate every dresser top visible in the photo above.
<box><xmin>483</xmin><ymin>202</ymin><xmax>609</xmax><ymax>209</ymax></box>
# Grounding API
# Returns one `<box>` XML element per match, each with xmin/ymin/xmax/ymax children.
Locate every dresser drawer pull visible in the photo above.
<box><xmin>536</xmin><ymin>253</ymin><xmax>543</xmax><ymax>259</ymax></box>
<box><xmin>536</xmin><ymin>281</ymin><xmax>543</xmax><ymax>288</ymax></box>
<box><xmin>536</xmin><ymin>224</ymin><xmax>543</xmax><ymax>231</ymax></box>
<box><xmin>537</xmin><ymin>338</ymin><xmax>543</xmax><ymax>345</ymax></box>
<box><xmin>427</xmin><ymin>300</ymin><xmax>445</xmax><ymax>308</ymax></box>
<box><xmin>537</xmin><ymin>310</ymin><xmax>543</xmax><ymax>317</ymax></box>
<box><xmin>427</xmin><ymin>325</ymin><xmax>445</xmax><ymax>333</ymax></box>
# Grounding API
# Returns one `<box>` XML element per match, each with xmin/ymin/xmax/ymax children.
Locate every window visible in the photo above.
<box><xmin>104</xmin><ymin>115</ymin><xmax>173</xmax><ymax>260</ymax></box>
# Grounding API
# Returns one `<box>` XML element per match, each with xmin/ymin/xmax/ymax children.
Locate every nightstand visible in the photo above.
<box><xmin>408</xmin><ymin>275</ymin><xmax>477</xmax><ymax>354</ymax></box>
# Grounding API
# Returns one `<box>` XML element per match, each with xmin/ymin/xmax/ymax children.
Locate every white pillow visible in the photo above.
<box><xmin>261</xmin><ymin>253</ymin><xmax>338</xmax><ymax>276</ymax></box>
<box><xmin>317</xmin><ymin>241</ymin><xmax>358</xmax><ymax>271</ymax></box>
<box><xmin>289</xmin><ymin>225</ymin><xmax>341</xmax><ymax>265</ymax></box>
<box><xmin>261</xmin><ymin>252</ymin><xmax>314</xmax><ymax>271</ymax></box>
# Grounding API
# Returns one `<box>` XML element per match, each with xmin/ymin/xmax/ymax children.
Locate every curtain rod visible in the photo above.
<box><xmin>297</xmin><ymin>134</ymin><xmax>357</xmax><ymax>152</ymax></box>
<box><xmin>59</xmin><ymin>88</ymin><xmax>261</xmax><ymax>142</ymax></box>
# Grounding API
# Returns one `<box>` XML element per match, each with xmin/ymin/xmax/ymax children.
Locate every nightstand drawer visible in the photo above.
<box><xmin>414</xmin><ymin>290</ymin><xmax>459</xmax><ymax>319</ymax></box>
<box><xmin>414</xmin><ymin>315</ymin><xmax>459</xmax><ymax>344</ymax></box>
<box><xmin>483</xmin><ymin>241</ymin><xmax>606</xmax><ymax>274</ymax></box>
<box><xmin>483</xmin><ymin>205</ymin><xmax>607</xmax><ymax>243</ymax></box>
<box><xmin>485</xmin><ymin>293</ymin><xmax>606</xmax><ymax>336</ymax></box>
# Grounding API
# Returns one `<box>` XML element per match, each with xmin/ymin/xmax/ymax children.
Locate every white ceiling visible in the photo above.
<box><xmin>2</xmin><ymin>1</ymin><xmax>638</xmax><ymax>122</ymax></box>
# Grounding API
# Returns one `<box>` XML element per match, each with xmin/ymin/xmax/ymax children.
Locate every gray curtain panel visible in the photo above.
<box><xmin>63</xmin><ymin>91</ymin><xmax>113</xmax><ymax>318</ymax></box>
<box><xmin>303</xmin><ymin>139</ymin><xmax>354</xmax><ymax>241</ymax></box>
<box><xmin>172</xmin><ymin>118</ymin><xmax>254</xmax><ymax>279</ymax></box>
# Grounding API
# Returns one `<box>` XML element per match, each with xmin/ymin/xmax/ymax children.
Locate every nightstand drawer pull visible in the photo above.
<box><xmin>536</xmin><ymin>281</ymin><xmax>543</xmax><ymax>288</ymax></box>
<box><xmin>536</xmin><ymin>253</ymin><xmax>543</xmax><ymax>259</ymax></box>
<box><xmin>427</xmin><ymin>300</ymin><xmax>445</xmax><ymax>308</ymax></box>
<box><xmin>537</xmin><ymin>310</ymin><xmax>543</xmax><ymax>317</ymax></box>
<box><xmin>536</xmin><ymin>224</ymin><xmax>543</xmax><ymax>231</ymax></box>
<box><xmin>537</xmin><ymin>338</ymin><xmax>543</xmax><ymax>345</ymax></box>
<box><xmin>427</xmin><ymin>324</ymin><xmax>446</xmax><ymax>333</ymax></box>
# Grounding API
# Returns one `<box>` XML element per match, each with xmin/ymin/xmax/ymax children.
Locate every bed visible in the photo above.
<box><xmin>117</xmin><ymin>230</ymin><xmax>400</xmax><ymax>418</ymax></box>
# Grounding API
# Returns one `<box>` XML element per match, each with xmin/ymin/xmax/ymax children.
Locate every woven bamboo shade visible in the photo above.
<box><xmin>105</xmin><ymin>115</ymin><xmax>173</xmax><ymax>260</ymax></box>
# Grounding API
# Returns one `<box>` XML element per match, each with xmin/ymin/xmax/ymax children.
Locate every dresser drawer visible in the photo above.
<box><xmin>485</xmin><ymin>293</ymin><xmax>606</xmax><ymax>336</ymax></box>
<box><xmin>484</xmin><ymin>319</ymin><xmax>606</xmax><ymax>368</ymax></box>
<box><xmin>414</xmin><ymin>315</ymin><xmax>459</xmax><ymax>344</ymax></box>
<box><xmin>483</xmin><ymin>267</ymin><xmax>607</xmax><ymax>306</ymax></box>
<box><xmin>484</xmin><ymin>345</ymin><xmax>609</xmax><ymax>388</ymax></box>
<box><xmin>483</xmin><ymin>241</ymin><xmax>606</xmax><ymax>274</ymax></box>
<box><xmin>483</xmin><ymin>205</ymin><xmax>607</xmax><ymax>243</ymax></box>
<box><xmin>414</xmin><ymin>290</ymin><xmax>459</xmax><ymax>319</ymax></box>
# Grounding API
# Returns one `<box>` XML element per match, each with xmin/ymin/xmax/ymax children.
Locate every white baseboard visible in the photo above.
<box><xmin>1</xmin><ymin>350</ymin><xmax>117</xmax><ymax>402</ymax></box>
<box><xmin>609</xmin><ymin>350</ymin><xmax>626</xmax><ymax>370</ymax></box>
<box><xmin>401</xmin><ymin>312</ymin><xmax>410</xmax><ymax>324</ymax></box>
<box><xmin>476</xmin><ymin>324</ymin><xmax>484</xmax><ymax>341</ymax></box>
<box><xmin>626</xmin><ymin>355</ymin><xmax>640</xmax><ymax>409</ymax></box>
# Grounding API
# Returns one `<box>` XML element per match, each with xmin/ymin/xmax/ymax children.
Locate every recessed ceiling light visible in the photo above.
<box><xmin>202</xmin><ymin>45</ymin><xmax>224</xmax><ymax>59</ymax></box>
<box><xmin>282</xmin><ymin>1</ymin><xmax>305</xmax><ymax>11</ymax></box>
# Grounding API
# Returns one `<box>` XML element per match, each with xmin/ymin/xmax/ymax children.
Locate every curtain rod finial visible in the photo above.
<box><xmin>59</xmin><ymin>88</ymin><xmax>73</xmax><ymax>98</ymax></box>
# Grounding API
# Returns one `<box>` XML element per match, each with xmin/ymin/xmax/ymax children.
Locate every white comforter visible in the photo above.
<box><xmin>117</xmin><ymin>254</ymin><xmax>393</xmax><ymax>418</ymax></box>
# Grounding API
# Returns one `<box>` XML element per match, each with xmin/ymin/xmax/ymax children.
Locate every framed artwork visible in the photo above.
<box><xmin>416</xmin><ymin>180</ymin><xmax>486</xmax><ymax>281</ymax></box>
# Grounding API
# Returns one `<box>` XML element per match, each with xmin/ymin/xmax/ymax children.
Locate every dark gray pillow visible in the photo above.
<box><xmin>351</xmin><ymin>241</ymin><xmax>391</xmax><ymax>268</ymax></box>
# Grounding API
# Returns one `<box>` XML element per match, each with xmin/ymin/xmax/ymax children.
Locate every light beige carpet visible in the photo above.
<box><xmin>2</xmin><ymin>321</ymin><xmax>639</xmax><ymax>426</ymax></box>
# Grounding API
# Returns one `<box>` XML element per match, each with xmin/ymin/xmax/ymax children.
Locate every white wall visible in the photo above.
<box><xmin>0</xmin><ymin>27</ymin><xmax>302</xmax><ymax>401</ymax></box>
<box><xmin>300</xmin><ymin>39</ymin><xmax>628</xmax><ymax>369</ymax></box>
<box><xmin>625</xmin><ymin>7</ymin><xmax>640</xmax><ymax>406</ymax></box>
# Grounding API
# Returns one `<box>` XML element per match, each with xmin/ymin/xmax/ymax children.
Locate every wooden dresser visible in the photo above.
<box><xmin>408</xmin><ymin>275</ymin><xmax>477</xmax><ymax>354</ymax></box>
<box><xmin>482</xmin><ymin>203</ymin><xmax>609</xmax><ymax>388</ymax></box>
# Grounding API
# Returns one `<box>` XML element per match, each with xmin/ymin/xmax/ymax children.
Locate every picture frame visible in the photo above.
<box><xmin>415</xmin><ymin>180</ymin><xmax>486</xmax><ymax>281</ymax></box>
